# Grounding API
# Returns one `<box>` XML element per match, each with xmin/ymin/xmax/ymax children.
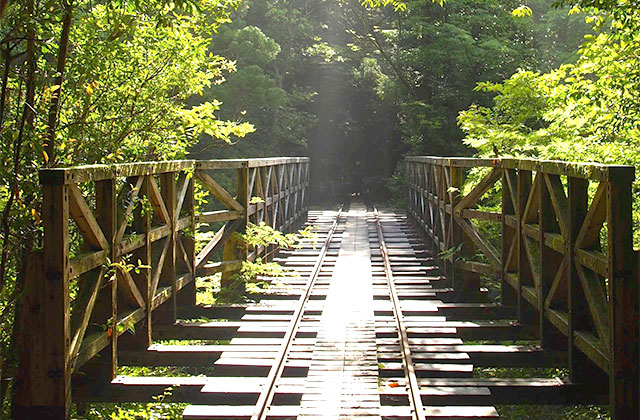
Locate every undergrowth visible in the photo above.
<box><xmin>474</xmin><ymin>348</ymin><xmax>610</xmax><ymax>419</ymax></box>
<box><xmin>497</xmin><ymin>405</ymin><xmax>609</xmax><ymax>420</ymax></box>
<box><xmin>196</xmin><ymin>222</ymin><xmax>315</xmax><ymax>303</ymax></box>
<box><xmin>72</xmin><ymin>390</ymin><xmax>186</xmax><ymax>420</ymax></box>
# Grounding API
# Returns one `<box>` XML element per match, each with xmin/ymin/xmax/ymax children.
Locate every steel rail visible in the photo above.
<box><xmin>251</xmin><ymin>207</ymin><xmax>344</xmax><ymax>420</ymax></box>
<box><xmin>373</xmin><ymin>208</ymin><xmax>426</xmax><ymax>420</ymax></box>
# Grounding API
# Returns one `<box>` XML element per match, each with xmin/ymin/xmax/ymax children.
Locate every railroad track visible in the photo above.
<box><xmin>369</xmin><ymin>210</ymin><xmax>499</xmax><ymax>419</ymax></box>
<box><xmin>179</xmin><ymin>204</ymin><xmax>502</xmax><ymax>419</ymax></box>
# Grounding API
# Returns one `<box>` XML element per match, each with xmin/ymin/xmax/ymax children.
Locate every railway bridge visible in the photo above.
<box><xmin>13</xmin><ymin>156</ymin><xmax>639</xmax><ymax>419</ymax></box>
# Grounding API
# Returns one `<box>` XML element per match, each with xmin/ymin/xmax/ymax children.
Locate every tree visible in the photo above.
<box><xmin>191</xmin><ymin>1</ymin><xmax>317</xmax><ymax>160</ymax></box>
<box><xmin>196</xmin><ymin>0</ymin><xmax>587</xmax><ymax>204</ymax></box>
<box><xmin>0</xmin><ymin>1</ymin><xmax>251</xmax><ymax>411</ymax></box>
<box><xmin>458</xmin><ymin>3</ymin><xmax>640</xmax><ymax>244</ymax></box>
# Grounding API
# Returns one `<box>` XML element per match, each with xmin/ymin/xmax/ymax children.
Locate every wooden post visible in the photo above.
<box><xmin>221</xmin><ymin>233</ymin><xmax>241</xmax><ymax>289</ymax></box>
<box><xmin>277</xmin><ymin>164</ymin><xmax>285</xmax><ymax>232</ymax></box>
<box><xmin>517</xmin><ymin>169</ymin><xmax>535</xmax><ymax>327</ymax></box>
<box><xmin>287</xmin><ymin>164</ymin><xmax>295</xmax><ymax>234</ymax></box>
<box><xmin>73</xmin><ymin>179</ymin><xmax>117</xmax><ymax>401</ymax></box>
<box><xmin>501</xmin><ymin>169</ymin><xmax>517</xmax><ymax>308</ymax></box>
<box><xmin>407</xmin><ymin>163</ymin><xmax>418</xmax><ymax>243</ymax></box>
<box><xmin>426</xmin><ymin>163</ymin><xmax>435</xmax><ymax>254</ymax></box>
<box><xmin>606</xmin><ymin>167</ymin><xmax>638</xmax><ymax>420</ymax></box>
<box><xmin>538</xmin><ymin>174</ymin><xmax>564</xmax><ymax>350</ymax></box>
<box><xmin>411</xmin><ymin>162</ymin><xmax>419</xmax><ymax>217</ymax></box>
<box><xmin>567</xmin><ymin>176</ymin><xmax>591</xmax><ymax>384</ymax></box>
<box><xmin>421</xmin><ymin>163</ymin><xmax>428</xmax><ymax>230</ymax></box>
<box><xmin>281</xmin><ymin>166</ymin><xmax>290</xmax><ymax>233</ymax></box>
<box><xmin>295</xmin><ymin>162</ymin><xmax>304</xmax><ymax>231</ymax></box>
<box><xmin>275</xmin><ymin>164</ymin><xmax>283</xmax><ymax>233</ymax></box>
<box><xmin>219</xmin><ymin>166</ymin><xmax>249</xmax><ymax>289</ymax></box>
<box><xmin>120</xmin><ymin>176</ymin><xmax>151</xmax><ymax>350</ymax></box>
<box><xmin>15</xmin><ymin>180</ymin><xmax>70</xmax><ymax>419</ymax></box>
<box><xmin>424</xmin><ymin>163</ymin><xmax>434</xmax><ymax>256</ymax></box>
<box><xmin>177</xmin><ymin>175</ymin><xmax>196</xmax><ymax>307</ymax></box>
<box><xmin>293</xmin><ymin>163</ymin><xmax>301</xmax><ymax>231</ymax></box>
<box><xmin>449</xmin><ymin>166</ymin><xmax>463</xmax><ymax>292</ymax></box>
<box><xmin>406</xmin><ymin>162</ymin><xmax>413</xmax><ymax>221</ymax></box>
<box><xmin>302</xmin><ymin>161</ymin><xmax>309</xmax><ymax>224</ymax></box>
<box><xmin>435</xmin><ymin>164</ymin><xmax>446</xmax><ymax>271</ymax></box>
<box><xmin>408</xmin><ymin>163</ymin><xmax>415</xmax><ymax>222</ymax></box>
<box><xmin>238</xmin><ymin>165</ymin><xmax>249</xmax><ymax>257</ymax></box>
<box><xmin>160</xmin><ymin>171</ymin><xmax>177</xmax><ymax>322</ymax></box>
<box><xmin>96</xmin><ymin>179</ymin><xmax>119</xmax><ymax>379</ymax></box>
<box><xmin>141</xmin><ymin>177</ymin><xmax>153</xmax><ymax>345</ymax></box>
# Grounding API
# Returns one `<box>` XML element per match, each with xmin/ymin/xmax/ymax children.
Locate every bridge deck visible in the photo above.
<box><xmin>180</xmin><ymin>206</ymin><xmax>500</xmax><ymax>419</ymax></box>
<box><xmin>19</xmin><ymin>156</ymin><xmax>637</xmax><ymax>420</ymax></box>
<box><xmin>74</xmin><ymin>207</ymin><xmax>606</xmax><ymax>419</ymax></box>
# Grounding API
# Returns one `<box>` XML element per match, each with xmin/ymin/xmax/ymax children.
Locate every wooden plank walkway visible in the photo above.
<box><xmin>297</xmin><ymin>204</ymin><xmax>381</xmax><ymax>419</ymax></box>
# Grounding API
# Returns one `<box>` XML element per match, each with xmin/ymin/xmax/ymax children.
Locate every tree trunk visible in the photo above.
<box><xmin>0</xmin><ymin>0</ymin><xmax>37</xmax><ymax>291</ymax></box>
<box><xmin>44</xmin><ymin>0</ymin><xmax>74</xmax><ymax>166</ymax></box>
<box><xmin>0</xmin><ymin>42</ymin><xmax>12</xmax><ymax>133</ymax></box>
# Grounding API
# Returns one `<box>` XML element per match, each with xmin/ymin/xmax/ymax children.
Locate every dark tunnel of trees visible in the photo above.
<box><xmin>189</xmin><ymin>0</ymin><xmax>591</xmax><ymax>204</ymax></box>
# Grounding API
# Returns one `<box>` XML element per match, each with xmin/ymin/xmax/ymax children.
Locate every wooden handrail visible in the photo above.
<box><xmin>38</xmin><ymin>158</ymin><xmax>311</xmax><ymax>185</ymax></box>
<box><xmin>405</xmin><ymin>156</ymin><xmax>635</xmax><ymax>181</ymax></box>
<box><xmin>14</xmin><ymin>157</ymin><xmax>310</xmax><ymax>420</ymax></box>
<box><xmin>405</xmin><ymin>156</ymin><xmax>638</xmax><ymax>420</ymax></box>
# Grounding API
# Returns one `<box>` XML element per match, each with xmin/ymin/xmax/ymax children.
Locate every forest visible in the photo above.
<box><xmin>1</xmin><ymin>0</ymin><xmax>639</xmax><ymax>418</ymax></box>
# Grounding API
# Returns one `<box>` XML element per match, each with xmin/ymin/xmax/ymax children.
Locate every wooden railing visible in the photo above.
<box><xmin>406</xmin><ymin>156</ymin><xmax>638</xmax><ymax>420</ymax></box>
<box><xmin>14</xmin><ymin>157</ymin><xmax>309</xmax><ymax>419</ymax></box>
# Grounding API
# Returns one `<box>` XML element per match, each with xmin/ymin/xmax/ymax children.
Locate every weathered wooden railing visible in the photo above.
<box><xmin>406</xmin><ymin>156</ymin><xmax>639</xmax><ymax>419</ymax></box>
<box><xmin>14</xmin><ymin>157</ymin><xmax>309</xmax><ymax>419</ymax></box>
